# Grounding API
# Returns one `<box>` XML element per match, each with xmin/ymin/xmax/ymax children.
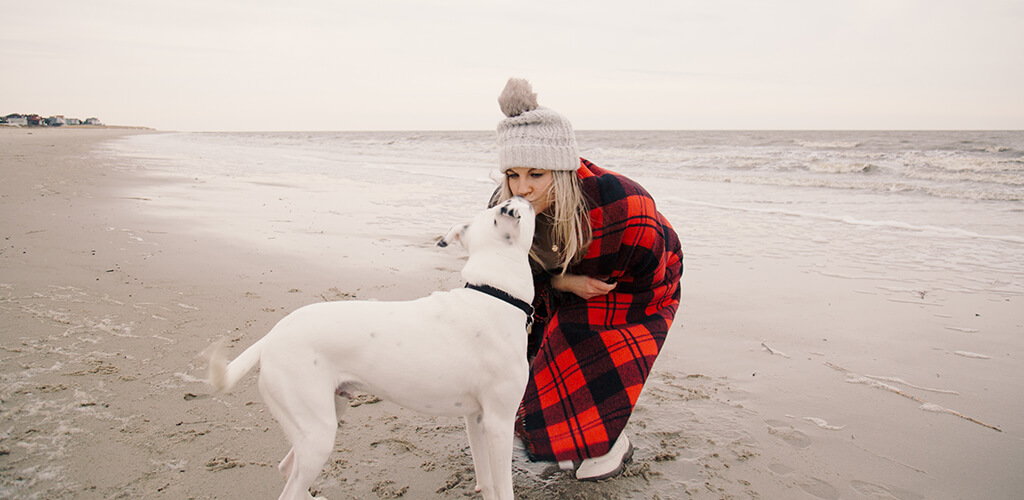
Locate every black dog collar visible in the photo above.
<box><xmin>465</xmin><ymin>283</ymin><xmax>534</xmax><ymax>330</ymax></box>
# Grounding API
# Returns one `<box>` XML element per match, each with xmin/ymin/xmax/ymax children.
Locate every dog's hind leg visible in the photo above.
<box><xmin>260</xmin><ymin>371</ymin><xmax>337</xmax><ymax>500</ymax></box>
<box><xmin>464</xmin><ymin>412</ymin><xmax>495</xmax><ymax>498</ymax></box>
<box><xmin>334</xmin><ymin>385</ymin><xmax>352</xmax><ymax>423</ymax></box>
<box><xmin>271</xmin><ymin>402</ymin><xmax>336</xmax><ymax>500</ymax></box>
<box><xmin>278</xmin><ymin>429</ymin><xmax>334</xmax><ymax>500</ymax></box>
<box><xmin>278</xmin><ymin>448</ymin><xmax>295</xmax><ymax>479</ymax></box>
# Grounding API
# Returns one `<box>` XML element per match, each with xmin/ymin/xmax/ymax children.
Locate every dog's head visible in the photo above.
<box><xmin>438</xmin><ymin>196</ymin><xmax>535</xmax><ymax>255</ymax></box>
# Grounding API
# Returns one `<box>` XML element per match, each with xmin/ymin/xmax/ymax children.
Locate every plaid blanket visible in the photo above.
<box><xmin>518</xmin><ymin>159</ymin><xmax>683</xmax><ymax>462</ymax></box>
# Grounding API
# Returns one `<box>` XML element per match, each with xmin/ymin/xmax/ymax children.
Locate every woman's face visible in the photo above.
<box><xmin>505</xmin><ymin>167</ymin><xmax>554</xmax><ymax>214</ymax></box>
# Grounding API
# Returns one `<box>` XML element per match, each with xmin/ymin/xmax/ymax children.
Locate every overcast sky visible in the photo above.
<box><xmin>3</xmin><ymin>0</ymin><xmax>1021</xmax><ymax>131</ymax></box>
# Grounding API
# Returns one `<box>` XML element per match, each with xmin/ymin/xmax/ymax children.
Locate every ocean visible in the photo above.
<box><xmin>103</xmin><ymin>130</ymin><xmax>1024</xmax><ymax>299</ymax></box>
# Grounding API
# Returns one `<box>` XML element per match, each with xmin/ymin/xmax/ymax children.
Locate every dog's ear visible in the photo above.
<box><xmin>437</xmin><ymin>223</ymin><xmax>467</xmax><ymax>248</ymax></box>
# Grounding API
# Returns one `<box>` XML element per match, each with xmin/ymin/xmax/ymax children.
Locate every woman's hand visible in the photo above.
<box><xmin>552</xmin><ymin>273</ymin><xmax>617</xmax><ymax>300</ymax></box>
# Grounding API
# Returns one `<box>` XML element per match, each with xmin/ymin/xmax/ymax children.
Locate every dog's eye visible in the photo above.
<box><xmin>499</xmin><ymin>204</ymin><xmax>518</xmax><ymax>219</ymax></box>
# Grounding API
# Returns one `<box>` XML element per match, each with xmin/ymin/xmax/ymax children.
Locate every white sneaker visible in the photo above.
<box><xmin>574</xmin><ymin>436</ymin><xmax>633</xmax><ymax>481</ymax></box>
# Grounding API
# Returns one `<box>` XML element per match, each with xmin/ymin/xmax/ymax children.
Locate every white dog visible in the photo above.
<box><xmin>207</xmin><ymin>197</ymin><xmax>535</xmax><ymax>500</ymax></box>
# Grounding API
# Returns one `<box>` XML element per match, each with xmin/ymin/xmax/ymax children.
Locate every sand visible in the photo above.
<box><xmin>1</xmin><ymin>127</ymin><xmax>1021</xmax><ymax>499</ymax></box>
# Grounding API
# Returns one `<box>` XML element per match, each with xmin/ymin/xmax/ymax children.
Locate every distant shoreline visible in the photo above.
<box><xmin>0</xmin><ymin>124</ymin><xmax>156</xmax><ymax>131</ymax></box>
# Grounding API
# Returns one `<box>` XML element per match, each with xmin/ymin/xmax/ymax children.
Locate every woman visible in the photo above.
<box><xmin>491</xmin><ymin>78</ymin><xmax>683</xmax><ymax>481</ymax></box>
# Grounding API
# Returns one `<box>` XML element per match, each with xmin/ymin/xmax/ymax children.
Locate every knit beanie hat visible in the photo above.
<box><xmin>496</xmin><ymin>78</ymin><xmax>580</xmax><ymax>172</ymax></box>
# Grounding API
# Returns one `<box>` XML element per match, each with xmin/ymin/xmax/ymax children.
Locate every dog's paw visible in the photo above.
<box><xmin>439</xmin><ymin>223</ymin><xmax>468</xmax><ymax>248</ymax></box>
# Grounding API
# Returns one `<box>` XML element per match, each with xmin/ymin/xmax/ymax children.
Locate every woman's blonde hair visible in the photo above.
<box><xmin>498</xmin><ymin>170</ymin><xmax>591</xmax><ymax>273</ymax></box>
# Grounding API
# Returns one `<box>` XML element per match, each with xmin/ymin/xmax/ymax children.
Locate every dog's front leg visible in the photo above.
<box><xmin>464</xmin><ymin>412</ymin><xmax>496</xmax><ymax>499</ymax></box>
<box><xmin>480</xmin><ymin>412</ymin><xmax>516</xmax><ymax>500</ymax></box>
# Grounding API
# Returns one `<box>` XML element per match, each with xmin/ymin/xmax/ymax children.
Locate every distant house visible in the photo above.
<box><xmin>4</xmin><ymin>114</ymin><xmax>27</xmax><ymax>126</ymax></box>
<box><xmin>2</xmin><ymin>113</ymin><xmax>95</xmax><ymax>126</ymax></box>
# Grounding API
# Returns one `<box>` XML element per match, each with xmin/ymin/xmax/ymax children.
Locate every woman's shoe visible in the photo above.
<box><xmin>574</xmin><ymin>436</ymin><xmax>633</xmax><ymax>481</ymax></box>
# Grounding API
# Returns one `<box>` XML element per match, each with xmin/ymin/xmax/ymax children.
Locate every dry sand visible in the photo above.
<box><xmin>2</xmin><ymin>128</ymin><xmax>1021</xmax><ymax>499</ymax></box>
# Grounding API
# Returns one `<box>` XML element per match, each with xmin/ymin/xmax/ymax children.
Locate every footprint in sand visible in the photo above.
<box><xmin>798</xmin><ymin>477</ymin><xmax>839</xmax><ymax>499</ymax></box>
<box><xmin>851</xmin><ymin>479</ymin><xmax>925</xmax><ymax>500</ymax></box>
<box><xmin>768</xmin><ymin>463</ymin><xmax>797</xmax><ymax>476</ymax></box>
<box><xmin>764</xmin><ymin>420</ymin><xmax>812</xmax><ymax>449</ymax></box>
<box><xmin>205</xmin><ymin>455</ymin><xmax>245</xmax><ymax>471</ymax></box>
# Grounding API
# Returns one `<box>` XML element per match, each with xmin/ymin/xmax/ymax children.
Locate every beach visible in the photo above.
<box><xmin>2</xmin><ymin>127</ymin><xmax>1022</xmax><ymax>499</ymax></box>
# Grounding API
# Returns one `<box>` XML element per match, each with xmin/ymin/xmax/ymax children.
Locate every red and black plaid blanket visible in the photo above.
<box><xmin>518</xmin><ymin>159</ymin><xmax>683</xmax><ymax>462</ymax></box>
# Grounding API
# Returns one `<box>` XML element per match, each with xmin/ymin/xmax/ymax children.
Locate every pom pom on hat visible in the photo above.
<box><xmin>496</xmin><ymin>78</ymin><xmax>580</xmax><ymax>172</ymax></box>
<box><xmin>498</xmin><ymin>78</ymin><xmax>539</xmax><ymax>118</ymax></box>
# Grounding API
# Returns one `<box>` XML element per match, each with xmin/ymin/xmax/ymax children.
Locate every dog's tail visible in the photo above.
<box><xmin>206</xmin><ymin>338</ymin><xmax>265</xmax><ymax>394</ymax></box>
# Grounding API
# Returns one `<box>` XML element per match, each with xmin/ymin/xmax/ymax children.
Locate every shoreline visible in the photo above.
<box><xmin>0</xmin><ymin>124</ymin><xmax>157</xmax><ymax>131</ymax></box>
<box><xmin>2</xmin><ymin>129</ymin><xmax>1021</xmax><ymax>499</ymax></box>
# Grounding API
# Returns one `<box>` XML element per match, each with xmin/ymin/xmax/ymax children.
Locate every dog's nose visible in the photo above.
<box><xmin>511</xmin><ymin>196</ymin><xmax>534</xmax><ymax>213</ymax></box>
